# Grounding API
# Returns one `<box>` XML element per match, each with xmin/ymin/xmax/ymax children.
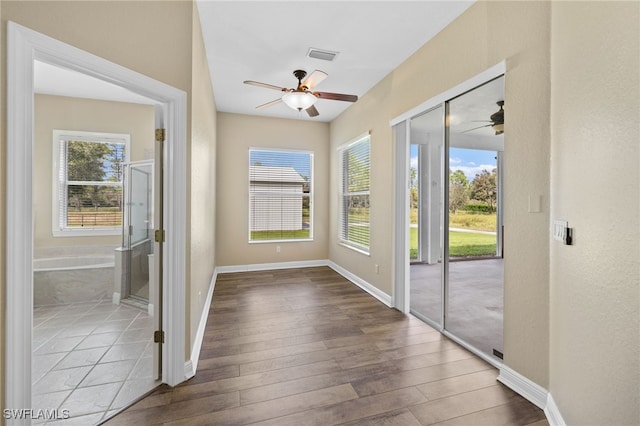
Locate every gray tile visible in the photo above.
<box><xmin>55</xmin><ymin>323</ymin><xmax>98</xmax><ymax>339</ymax></box>
<box><xmin>46</xmin><ymin>411</ymin><xmax>104</xmax><ymax>425</ymax></box>
<box><xmin>58</xmin><ymin>382</ymin><xmax>121</xmax><ymax>417</ymax></box>
<box><xmin>34</xmin><ymin>336</ymin><xmax>84</xmax><ymax>355</ymax></box>
<box><xmin>116</xmin><ymin>327</ymin><xmax>153</xmax><ymax>344</ymax></box>
<box><xmin>75</xmin><ymin>332</ymin><xmax>122</xmax><ymax>350</ymax></box>
<box><xmin>79</xmin><ymin>360</ymin><xmax>136</xmax><ymax>387</ymax></box>
<box><xmin>33</xmin><ymin>366</ymin><xmax>92</xmax><ymax>395</ymax></box>
<box><xmin>32</xmin><ymin>389</ymin><xmax>71</xmax><ymax>412</ymax></box>
<box><xmin>100</xmin><ymin>342</ymin><xmax>148</xmax><ymax>363</ymax></box>
<box><xmin>33</xmin><ymin>352</ymin><xmax>68</xmax><ymax>384</ymax></box>
<box><xmin>110</xmin><ymin>377</ymin><xmax>159</xmax><ymax>410</ymax></box>
<box><xmin>128</xmin><ymin>356</ymin><xmax>154</xmax><ymax>380</ymax></box>
<box><xmin>54</xmin><ymin>347</ymin><xmax>109</xmax><ymax>370</ymax></box>
<box><xmin>92</xmin><ymin>319</ymin><xmax>133</xmax><ymax>334</ymax></box>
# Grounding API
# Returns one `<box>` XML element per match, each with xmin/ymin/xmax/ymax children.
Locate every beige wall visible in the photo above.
<box><xmin>33</xmin><ymin>94</ymin><xmax>155</xmax><ymax>249</ymax></box>
<box><xmin>550</xmin><ymin>2</ymin><xmax>640</xmax><ymax>424</ymax></box>
<box><xmin>189</xmin><ymin>4</ymin><xmax>217</xmax><ymax>351</ymax></box>
<box><xmin>1</xmin><ymin>0</ymin><xmax>218</xmax><ymax>397</ymax></box>
<box><xmin>216</xmin><ymin>113</ymin><xmax>330</xmax><ymax>266</ymax></box>
<box><xmin>330</xmin><ymin>1</ymin><xmax>552</xmax><ymax>386</ymax></box>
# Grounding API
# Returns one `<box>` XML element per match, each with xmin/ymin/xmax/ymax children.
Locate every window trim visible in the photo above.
<box><xmin>52</xmin><ymin>129</ymin><xmax>130</xmax><ymax>237</ymax></box>
<box><xmin>248</xmin><ymin>147</ymin><xmax>314</xmax><ymax>243</ymax></box>
<box><xmin>338</xmin><ymin>132</ymin><xmax>371</xmax><ymax>255</ymax></box>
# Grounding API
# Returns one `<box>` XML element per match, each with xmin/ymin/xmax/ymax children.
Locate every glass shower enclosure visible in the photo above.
<box><xmin>116</xmin><ymin>160</ymin><xmax>154</xmax><ymax>310</ymax></box>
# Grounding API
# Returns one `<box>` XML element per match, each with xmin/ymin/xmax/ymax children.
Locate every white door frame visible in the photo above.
<box><xmin>390</xmin><ymin>62</ymin><xmax>505</xmax><ymax>313</ymax></box>
<box><xmin>6</xmin><ymin>21</ymin><xmax>188</xmax><ymax>415</ymax></box>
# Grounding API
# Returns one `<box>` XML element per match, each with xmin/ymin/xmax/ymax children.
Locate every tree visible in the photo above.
<box><xmin>410</xmin><ymin>166</ymin><xmax>418</xmax><ymax>210</ymax></box>
<box><xmin>67</xmin><ymin>140</ymin><xmax>111</xmax><ymax>211</ymax></box>
<box><xmin>449</xmin><ymin>169</ymin><xmax>469</xmax><ymax>213</ymax></box>
<box><xmin>471</xmin><ymin>168</ymin><xmax>497</xmax><ymax>212</ymax></box>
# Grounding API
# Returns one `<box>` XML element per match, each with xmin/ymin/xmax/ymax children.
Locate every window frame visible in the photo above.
<box><xmin>248</xmin><ymin>147</ymin><xmax>314</xmax><ymax>244</ymax></box>
<box><xmin>338</xmin><ymin>133</ymin><xmax>371</xmax><ymax>255</ymax></box>
<box><xmin>52</xmin><ymin>129</ymin><xmax>130</xmax><ymax>237</ymax></box>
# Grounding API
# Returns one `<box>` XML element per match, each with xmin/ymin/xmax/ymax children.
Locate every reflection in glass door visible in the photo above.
<box><xmin>409</xmin><ymin>106</ymin><xmax>444</xmax><ymax>328</ymax></box>
<box><xmin>123</xmin><ymin>161</ymin><xmax>154</xmax><ymax>305</ymax></box>
<box><xmin>446</xmin><ymin>76</ymin><xmax>504</xmax><ymax>360</ymax></box>
<box><xmin>406</xmin><ymin>75</ymin><xmax>505</xmax><ymax>363</ymax></box>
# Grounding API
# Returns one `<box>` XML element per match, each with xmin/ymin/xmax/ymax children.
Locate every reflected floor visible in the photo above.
<box><xmin>32</xmin><ymin>300</ymin><xmax>159</xmax><ymax>425</ymax></box>
<box><xmin>410</xmin><ymin>258</ymin><xmax>503</xmax><ymax>360</ymax></box>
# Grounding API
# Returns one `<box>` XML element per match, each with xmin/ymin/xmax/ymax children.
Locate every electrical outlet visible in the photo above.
<box><xmin>374</xmin><ymin>264</ymin><xmax>379</xmax><ymax>274</ymax></box>
<box><xmin>276</xmin><ymin>245</ymin><xmax>281</xmax><ymax>253</ymax></box>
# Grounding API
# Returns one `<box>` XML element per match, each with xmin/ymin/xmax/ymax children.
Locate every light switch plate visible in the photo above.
<box><xmin>553</xmin><ymin>220</ymin><xmax>568</xmax><ymax>242</ymax></box>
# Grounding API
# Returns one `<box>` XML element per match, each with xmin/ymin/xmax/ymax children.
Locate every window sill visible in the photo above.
<box><xmin>338</xmin><ymin>241</ymin><xmax>370</xmax><ymax>256</ymax></box>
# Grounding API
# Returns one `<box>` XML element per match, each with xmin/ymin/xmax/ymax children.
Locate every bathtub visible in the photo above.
<box><xmin>33</xmin><ymin>255</ymin><xmax>115</xmax><ymax>306</ymax></box>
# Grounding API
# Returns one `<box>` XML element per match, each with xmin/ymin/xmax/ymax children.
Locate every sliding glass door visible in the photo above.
<box><xmin>409</xmin><ymin>106</ymin><xmax>444</xmax><ymax>328</ymax></box>
<box><xmin>407</xmin><ymin>75</ymin><xmax>505</xmax><ymax>362</ymax></box>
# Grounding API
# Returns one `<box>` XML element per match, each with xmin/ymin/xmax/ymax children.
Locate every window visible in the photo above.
<box><xmin>52</xmin><ymin>130</ymin><xmax>130</xmax><ymax>236</ymax></box>
<box><xmin>338</xmin><ymin>134</ymin><xmax>371</xmax><ymax>253</ymax></box>
<box><xmin>249</xmin><ymin>148</ymin><xmax>313</xmax><ymax>242</ymax></box>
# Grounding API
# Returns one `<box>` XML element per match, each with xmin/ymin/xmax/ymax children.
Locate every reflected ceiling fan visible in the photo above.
<box><xmin>462</xmin><ymin>100</ymin><xmax>504</xmax><ymax>135</ymax></box>
<box><xmin>243</xmin><ymin>69</ymin><xmax>357</xmax><ymax>117</ymax></box>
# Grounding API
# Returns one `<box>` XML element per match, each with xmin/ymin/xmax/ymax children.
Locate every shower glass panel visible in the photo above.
<box><xmin>124</xmin><ymin>161</ymin><xmax>153</xmax><ymax>302</ymax></box>
<box><xmin>409</xmin><ymin>106</ymin><xmax>444</xmax><ymax>328</ymax></box>
<box><xmin>445</xmin><ymin>76</ymin><xmax>504</xmax><ymax>360</ymax></box>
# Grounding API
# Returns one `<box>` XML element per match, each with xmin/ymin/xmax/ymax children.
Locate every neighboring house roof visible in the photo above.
<box><xmin>250</xmin><ymin>165</ymin><xmax>305</xmax><ymax>183</ymax></box>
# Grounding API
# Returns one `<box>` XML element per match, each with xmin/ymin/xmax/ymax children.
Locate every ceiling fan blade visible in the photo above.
<box><xmin>461</xmin><ymin>124</ymin><xmax>492</xmax><ymax>133</ymax></box>
<box><xmin>302</xmin><ymin>70</ymin><xmax>328</xmax><ymax>89</ymax></box>
<box><xmin>306</xmin><ymin>105</ymin><xmax>319</xmax><ymax>117</ymax></box>
<box><xmin>314</xmin><ymin>91</ymin><xmax>358</xmax><ymax>102</ymax></box>
<box><xmin>256</xmin><ymin>98</ymin><xmax>283</xmax><ymax>110</ymax></box>
<box><xmin>244</xmin><ymin>80</ymin><xmax>287</xmax><ymax>92</ymax></box>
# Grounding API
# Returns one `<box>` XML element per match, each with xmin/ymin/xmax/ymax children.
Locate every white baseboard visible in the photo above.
<box><xmin>216</xmin><ymin>259</ymin><xmax>327</xmax><ymax>274</ymax></box>
<box><xmin>185</xmin><ymin>268</ymin><xmax>217</xmax><ymax>379</ymax></box>
<box><xmin>327</xmin><ymin>261</ymin><xmax>393</xmax><ymax>307</ymax></box>
<box><xmin>544</xmin><ymin>392</ymin><xmax>567</xmax><ymax>426</ymax></box>
<box><xmin>497</xmin><ymin>365</ymin><xmax>548</xmax><ymax>409</ymax></box>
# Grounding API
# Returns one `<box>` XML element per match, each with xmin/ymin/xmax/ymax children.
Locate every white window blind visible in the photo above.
<box><xmin>338</xmin><ymin>134</ymin><xmax>371</xmax><ymax>253</ymax></box>
<box><xmin>249</xmin><ymin>149</ymin><xmax>313</xmax><ymax>242</ymax></box>
<box><xmin>52</xmin><ymin>130</ymin><xmax>129</xmax><ymax>236</ymax></box>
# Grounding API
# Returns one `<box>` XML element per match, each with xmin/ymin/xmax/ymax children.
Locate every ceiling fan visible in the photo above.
<box><xmin>243</xmin><ymin>69</ymin><xmax>358</xmax><ymax>117</ymax></box>
<box><xmin>462</xmin><ymin>100</ymin><xmax>504</xmax><ymax>135</ymax></box>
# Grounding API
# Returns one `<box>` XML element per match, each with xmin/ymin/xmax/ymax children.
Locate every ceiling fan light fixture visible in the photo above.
<box><xmin>282</xmin><ymin>91</ymin><xmax>317</xmax><ymax>111</ymax></box>
<box><xmin>492</xmin><ymin>123</ymin><xmax>504</xmax><ymax>135</ymax></box>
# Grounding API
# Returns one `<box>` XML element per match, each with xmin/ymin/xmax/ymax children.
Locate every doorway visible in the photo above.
<box><xmin>6</xmin><ymin>21</ymin><xmax>187</xmax><ymax>420</ymax></box>
<box><xmin>395</xmin><ymin>66</ymin><xmax>505</xmax><ymax>365</ymax></box>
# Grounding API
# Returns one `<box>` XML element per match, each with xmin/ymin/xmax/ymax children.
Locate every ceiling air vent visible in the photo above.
<box><xmin>307</xmin><ymin>48</ymin><xmax>339</xmax><ymax>62</ymax></box>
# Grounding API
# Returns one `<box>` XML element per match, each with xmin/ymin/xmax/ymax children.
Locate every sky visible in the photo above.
<box><xmin>410</xmin><ymin>145</ymin><xmax>496</xmax><ymax>182</ymax></box>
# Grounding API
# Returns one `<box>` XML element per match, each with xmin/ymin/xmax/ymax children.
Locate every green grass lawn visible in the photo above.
<box><xmin>251</xmin><ymin>229</ymin><xmax>310</xmax><ymax>240</ymax></box>
<box><xmin>410</xmin><ymin>227</ymin><xmax>496</xmax><ymax>258</ymax></box>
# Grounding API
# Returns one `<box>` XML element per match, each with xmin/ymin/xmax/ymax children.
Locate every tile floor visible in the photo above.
<box><xmin>32</xmin><ymin>299</ymin><xmax>159</xmax><ymax>425</ymax></box>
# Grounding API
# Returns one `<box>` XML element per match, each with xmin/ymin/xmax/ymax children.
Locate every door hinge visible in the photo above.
<box><xmin>155</xmin><ymin>128</ymin><xmax>166</xmax><ymax>142</ymax></box>
<box><xmin>154</xmin><ymin>330</ymin><xmax>165</xmax><ymax>344</ymax></box>
<box><xmin>155</xmin><ymin>229</ymin><xmax>165</xmax><ymax>243</ymax></box>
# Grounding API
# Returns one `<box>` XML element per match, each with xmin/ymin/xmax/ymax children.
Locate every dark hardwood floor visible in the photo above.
<box><xmin>104</xmin><ymin>266</ymin><xmax>547</xmax><ymax>425</ymax></box>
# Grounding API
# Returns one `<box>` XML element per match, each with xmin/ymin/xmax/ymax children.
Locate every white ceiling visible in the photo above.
<box><xmin>34</xmin><ymin>1</ymin><xmax>479</xmax><ymax>123</ymax></box>
<box><xmin>34</xmin><ymin>60</ymin><xmax>157</xmax><ymax>105</ymax></box>
<box><xmin>196</xmin><ymin>1</ymin><xmax>475</xmax><ymax>122</ymax></box>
